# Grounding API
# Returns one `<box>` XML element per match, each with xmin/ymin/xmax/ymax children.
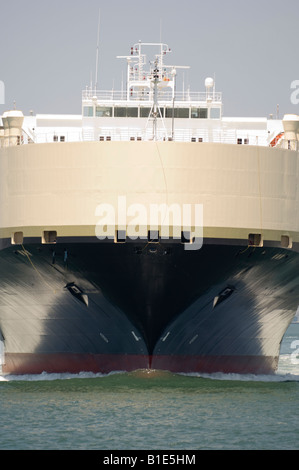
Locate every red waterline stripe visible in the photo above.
<box><xmin>2</xmin><ymin>353</ymin><xmax>149</xmax><ymax>376</ymax></box>
<box><xmin>2</xmin><ymin>353</ymin><xmax>279</xmax><ymax>376</ymax></box>
<box><xmin>151</xmin><ymin>354</ymin><xmax>279</xmax><ymax>375</ymax></box>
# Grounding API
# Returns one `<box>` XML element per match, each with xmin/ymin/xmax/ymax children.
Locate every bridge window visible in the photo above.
<box><xmin>191</xmin><ymin>108</ymin><xmax>208</xmax><ymax>119</ymax></box>
<box><xmin>96</xmin><ymin>106</ymin><xmax>112</xmax><ymax>117</ymax></box>
<box><xmin>114</xmin><ymin>107</ymin><xmax>138</xmax><ymax>118</ymax></box>
<box><xmin>83</xmin><ymin>106</ymin><xmax>94</xmax><ymax>117</ymax></box>
<box><xmin>165</xmin><ymin>108</ymin><xmax>189</xmax><ymax>118</ymax></box>
<box><xmin>210</xmin><ymin>108</ymin><xmax>221</xmax><ymax>119</ymax></box>
<box><xmin>127</xmin><ymin>107</ymin><xmax>138</xmax><ymax>118</ymax></box>
<box><xmin>178</xmin><ymin>108</ymin><xmax>189</xmax><ymax>118</ymax></box>
<box><xmin>114</xmin><ymin>107</ymin><xmax>126</xmax><ymax>117</ymax></box>
<box><xmin>140</xmin><ymin>107</ymin><xmax>152</xmax><ymax>118</ymax></box>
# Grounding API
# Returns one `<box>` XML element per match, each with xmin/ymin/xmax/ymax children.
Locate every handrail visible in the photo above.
<box><xmin>18</xmin><ymin>130</ymin><xmax>299</xmax><ymax>150</ymax></box>
<box><xmin>82</xmin><ymin>89</ymin><xmax>222</xmax><ymax>104</ymax></box>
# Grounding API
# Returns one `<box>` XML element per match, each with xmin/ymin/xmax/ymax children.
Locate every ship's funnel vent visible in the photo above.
<box><xmin>2</xmin><ymin>110</ymin><xmax>24</xmax><ymax>147</ymax></box>
<box><xmin>283</xmin><ymin>114</ymin><xmax>299</xmax><ymax>150</ymax></box>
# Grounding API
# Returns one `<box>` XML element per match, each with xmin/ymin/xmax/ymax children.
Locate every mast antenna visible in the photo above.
<box><xmin>95</xmin><ymin>9</ymin><xmax>101</xmax><ymax>91</ymax></box>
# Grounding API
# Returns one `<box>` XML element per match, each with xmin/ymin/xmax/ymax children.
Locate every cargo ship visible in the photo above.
<box><xmin>1</xmin><ymin>41</ymin><xmax>299</xmax><ymax>376</ymax></box>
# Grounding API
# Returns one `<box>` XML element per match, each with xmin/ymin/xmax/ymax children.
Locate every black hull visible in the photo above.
<box><xmin>0</xmin><ymin>238</ymin><xmax>298</xmax><ymax>375</ymax></box>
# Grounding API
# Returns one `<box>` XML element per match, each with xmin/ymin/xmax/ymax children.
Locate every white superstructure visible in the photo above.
<box><xmin>1</xmin><ymin>41</ymin><xmax>297</xmax><ymax>150</ymax></box>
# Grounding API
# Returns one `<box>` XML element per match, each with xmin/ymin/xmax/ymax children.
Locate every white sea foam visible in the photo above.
<box><xmin>1</xmin><ymin>367</ymin><xmax>299</xmax><ymax>383</ymax></box>
<box><xmin>182</xmin><ymin>371</ymin><xmax>299</xmax><ymax>382</ymax></box>
<box><xmin>0</xmin><ymin>370</ymin><xmax>124</xmax><ymax>382</ymax></box>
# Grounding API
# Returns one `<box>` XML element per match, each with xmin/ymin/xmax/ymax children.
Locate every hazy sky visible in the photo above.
<box><xmin>0</xmin><ymin>0</ymin><xmax>299</xmax><ymax>118</ymax></box>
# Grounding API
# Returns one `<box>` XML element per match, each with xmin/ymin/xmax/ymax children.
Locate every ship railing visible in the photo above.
<box><xmin>17</xmin><ymin>128</ymin><xmax>274</xmax><ymax>147</ymax></box>
<box><xmin>82</xmin><ymin>89</ymin><xmax>222</xmax><ymax>104</ymax></box>
<box><xmin>17</xmin><ymin>130</ymin><xmax>270</xmax><ymax>146</ymax></box>
<box><xmin>83</xmin><ymin>127</ymin><xmax>268</xmax><ymax>146</ymax></box>
<box><xmin>32</xmin><ymin>131</ymin><xmax>83</xmax><ymax>144</ymax></box>
<box><xmin>15</xmin><ymin>126</ymin><xmax>273</xmax><ymax>146</ymax></box>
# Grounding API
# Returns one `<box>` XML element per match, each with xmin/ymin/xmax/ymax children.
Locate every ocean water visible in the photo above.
<box><xmin>1</xmin><ymin>324</ymin><xmax>299</xmax><ymax>451</ymax></box>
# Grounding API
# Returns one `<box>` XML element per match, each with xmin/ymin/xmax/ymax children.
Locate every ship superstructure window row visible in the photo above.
<box><xmin>83</xmin><ymin>105</ymin><xmax>221</xmax><ymax>120</ymax></box>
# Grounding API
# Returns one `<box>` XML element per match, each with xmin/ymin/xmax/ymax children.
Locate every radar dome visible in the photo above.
<box><xmin>205</xmin><ymin>77</ymin><xmax>214</xmax><ymax>88</ymax></box>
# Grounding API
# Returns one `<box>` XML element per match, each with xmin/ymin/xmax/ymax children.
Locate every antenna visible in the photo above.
<box><xmin>95</xmin><ymin>9</ymin><xmax>101</xmax><ymax>91</ymax></box>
